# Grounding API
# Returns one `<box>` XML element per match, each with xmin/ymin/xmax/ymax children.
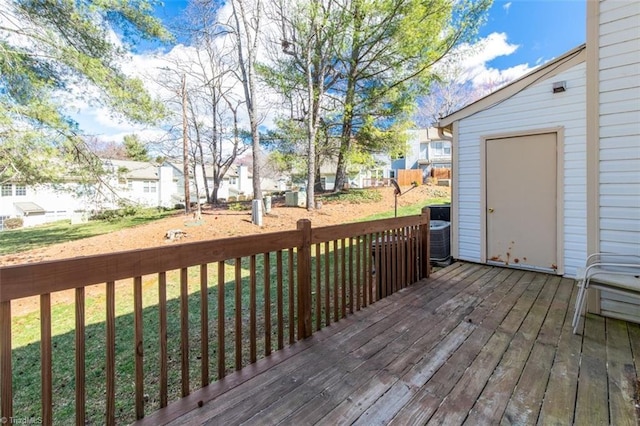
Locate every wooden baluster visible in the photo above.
<box><xmin>400</xmin><ymin>227</ymin><xmax>407</xmax><ymax>289</ymax></box>
<box><xmin>200</xmin><ymin>264</ymin><xmax>209</xmax><ymax>387</ymax></box>
<box><xmin>180</xmin><ymin>268</ymin><xmax>189</xmax><ymax>397</ymax></box>
<box><xmin>106</xmin><ymin>281</ymin><xmax>116</xmax><ymax>425</ymax></box>
<box><xmin>362</xmin><ymin>234</ymin><xmax>369</xmax><ymax>308</ymax></box>
<box><xmin>324</xmin><ymin>241</ymin><xmax>330</xmax><ymax>327</ymax></box>
<box><xmin>348</xmin><ymin>238</ymin><xmax>354</xmax><ymax>314</ymax></box>
<box><xmin>250</xmin><ymin>255</ymin><xmax>257</xmax><ymax>363</ymax></box>
<box><xmin>40</xmin><ymin>293</ymin><xmax>52</xmax><ymax>424</ymax></box>
<box><xmin>315</xmin><ymin>244</ymin><xmax>321</xmax><ymax>331</ymax></box>
<box><xmin>288</xmin><ymin>248</ymin><xmax>295</xmax><ymax>345</ymax></box>
<box><xmin>333</xmin><ymin>240</ymin><xmax>339</xmax><ymax>322</ymax></box>
<box><xmin>407</xmin><ymin>227</ymin><xmax>414</xmax><ymax>284</ymax></box>
<box><xmin>234</xmin><ymin>258</ymin><xmax>242</xmax><ymax>370</ymax></box>
<box><xmin>381</xmin><ymin>230</ymin><xmax>388</xmax><ymax>298</ymax></box>
<box><xmin>133</xmin><ymin>276</ymin><xmax>144</xmax><ymax>420</ymax></box>
<box><xmin>158</xmin><ymin>273</ymin><xmax>168</xmax><ymax>408</ymax></box>
<box><xmin>421</xmin><ymin>210</ymin><xmax>431</xmax><ymax>279</ymax></box>
<box><xmin>276</xmin><ymin>251</ymin><xmax>284</xmax><ymax>350</ymax></box>
<box><xmin>388</xmin><ymin>230</ymin><xmax>394</xmax><ymax>296</ymax></box>
<box><xmin>75</xmin><ymin>287</ymin><xmax>86</xmax><ymax>426</ymax></box>
<box><xmin>341</xmin><ymin>238</ymin><xmax>347</xmax><ymax>319</ymax></box>
<box><xmin>0</xmin><ymin>301</ymin><xmax>12</xmax><ymax>421</ymax></box>
<box><xmin>356</xmin><ymin>236</ymin><xmax>361</xmax><ymax>311</ymax></box>
<box><xmin>264</xmin><ymin>253</ymin><xmax>271</xmax><ymax>356</ymax></box>
<box><xmin>393</xmin><ymin>228</ymin><xmax>399</xmax><ymax>294</ymax></box>
<box><xmin>365</xmin><ymin>233</ymin><xmax>372</xmax><ymax>305</ymax></box>
<box><xmin>216</xmin><ymin>262</ymin><xmax>225</xmax><ymax>380</ymax></box>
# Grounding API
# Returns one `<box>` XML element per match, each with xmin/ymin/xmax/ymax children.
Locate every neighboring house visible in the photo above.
<box><xmin>305</xmin><ymin>159</ymin><xmax>388</xmax><ymax>191</ymax></box>
<box><xmin>0</xmin><ymin>159</ymin><xmax>178</xmax><ymax>230</ymax></box>
<box><xmin>438</xmin><ymin>0</ymin><xmax>639</xmax><ymax>322</ymax></box>
<box><xmin>101</xmin><ymin>159</ymin><xmax>177</xmax><ymax>209</ymax></box>
<box><xmin>391</xmin><ymin>128</ymin><xmax>452</xmax><ymax>182</ymax></box>
<box><xmin>167</xmin><ymin>163</ymin><xmax>253</xmax><ymax>201</ymax></box>
<box><xmin>0</xmin><ymin>181</ymin><xmax>87</xmax><ymax>230</ymax></box>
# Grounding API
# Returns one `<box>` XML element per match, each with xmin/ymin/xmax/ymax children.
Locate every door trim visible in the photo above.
<box><xmin>480</xmin><ymin>127</ymin><xmax>565</xmax><ymax>275</ymax></box>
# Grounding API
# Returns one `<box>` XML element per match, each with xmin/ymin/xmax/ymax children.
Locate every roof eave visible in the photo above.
<box><xmin>437</xmin><ymin>43</ymin><xmax>586</xmax><ymax>128</ymax></box>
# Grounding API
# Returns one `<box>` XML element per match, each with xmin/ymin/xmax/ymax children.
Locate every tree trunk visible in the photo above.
<box><xmin>334</xmin><ymin>3</ymin><xmax>362</xmax><ymax>193</ymax></box>
<box><xmin>231</xmin><ymin>0</ymin><xmax>262</xmax><ymax>206</ymax></box>
<box><xmin>181</xmin><ymin>74</ymin><xmax>191</xmax><ymax>214</ymax></box>
<box><xmin>306</xmin><ymin>44</ymin><xmax>316</xmax><ymax>211</ymax></box>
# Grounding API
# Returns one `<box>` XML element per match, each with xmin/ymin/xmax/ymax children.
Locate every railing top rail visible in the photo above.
<box><xmin>0</xmin><ymin>214</ymin><xmax>428</xmax><ymax>302</ymax></box>
<box><xmin>0</xmin><ymin>230</ymin><xmax>302</xmax><ymax>302</ymax></box>
<box><xmin>310</xmin><ymin>214</ymin><xmax>429</xmax><ymax>244</ymax></box>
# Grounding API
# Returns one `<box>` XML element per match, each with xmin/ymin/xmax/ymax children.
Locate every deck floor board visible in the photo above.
<box><xmin>136</xmin><ymin>263</ymin><xmax>640</xmax><ymax>426</ymax></box>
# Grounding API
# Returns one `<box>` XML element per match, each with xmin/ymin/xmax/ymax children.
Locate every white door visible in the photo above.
<box><xmin>486</xmin><ymin>133</ymin><xmax>558</xmax><ymax>272</ymax></box>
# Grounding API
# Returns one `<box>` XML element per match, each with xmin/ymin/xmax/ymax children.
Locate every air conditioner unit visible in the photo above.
<box><xmin>430</xmin><ymin>220</ymin><xmax>451</xmax><ymax>264</ymax></box>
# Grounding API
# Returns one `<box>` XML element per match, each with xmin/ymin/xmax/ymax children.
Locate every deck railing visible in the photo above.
<box><xmin>0</xmin><ymin>212</ymin><xmax>430</xmax><ymax>425</ymax></box>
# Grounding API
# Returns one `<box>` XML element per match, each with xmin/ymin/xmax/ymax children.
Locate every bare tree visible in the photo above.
<box><xmin>415</xmin><ymin>50</ymin><xmax>511</xmax><ymax>127</ymax></box>
<box><xmin>184</xmin><ymin>0</ymin><xmax>251</xmax><ymax>204</ymax></box>
<box><xmin>229</xmin><ymin>0</ymin><xmax>264</xmax><ymax>209</ymax></box>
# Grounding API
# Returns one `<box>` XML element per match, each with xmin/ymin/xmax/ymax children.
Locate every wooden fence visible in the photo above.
<box><xmin>396</xmin><ymin>169</ymin><xmax>423</xmax><ymax>186</ymax></box>
<box><xmin>431</xmin><ymin>168</ymin><xmax>452</xmax><ymax>179</ymax></box>
<box><xmin>0</xmin><ymin>212</ymin><xmax>430</xmax><ymax>425</ymax></box>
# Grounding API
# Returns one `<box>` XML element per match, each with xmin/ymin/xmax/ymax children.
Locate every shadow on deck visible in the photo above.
<box><xmin>138</xmin><ymin>262</ymin><xmax>640</xmax><ymax>425</ymax></box>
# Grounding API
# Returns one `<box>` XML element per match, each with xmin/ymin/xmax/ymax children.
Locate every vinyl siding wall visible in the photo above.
<box><xmin>456</xmin><ymin>62</ymin><xmax>587</xmax><ymax>277</ymax></box>
<box><xmin>598</xmin><ymin>0</ymin><xmax>640</xmax><ymax>256</ymax></box>
<box><xmin>597</xmin><ymin>0</ymin><xmax>640</xmax><ymax>322</ymax></box>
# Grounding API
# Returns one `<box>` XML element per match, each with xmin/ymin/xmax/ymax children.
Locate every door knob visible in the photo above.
<box><xmin>488</xmin><ymin>208</ymin><xmax>494</xmax><ymax>213</ymax></box>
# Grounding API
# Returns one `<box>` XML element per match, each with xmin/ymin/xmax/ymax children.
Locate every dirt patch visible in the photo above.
<box><xmin>1</xmin><ymin>184</ymin><xmax>449</xmax><ymax>267</ymax></box>
<box><xmin>2</xmin><ymin>184</ymin><xmax>450</xmax><ymax>318</ymax></box>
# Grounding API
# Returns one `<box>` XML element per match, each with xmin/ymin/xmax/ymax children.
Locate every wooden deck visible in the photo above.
<box><xmin>139</xmin><ymin>262</ymin><xmax>640</xmax><ymax>425</ymax></box>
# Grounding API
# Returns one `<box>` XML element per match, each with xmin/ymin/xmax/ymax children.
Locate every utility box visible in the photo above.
<box><xmin>426</xmin><ymin>204</ymin><xmax>451</xmax><ymax>222</ymax></box>
<box><xmin>285</xmin><ymin>191</ymin><xmax>307</xmax><ymax>207</ymax></box>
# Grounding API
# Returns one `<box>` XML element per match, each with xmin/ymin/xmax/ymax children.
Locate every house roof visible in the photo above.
<box><xmin>408</xmin><ymin>127</ymin><xmax>445</xmax><ymax>142</ymax></box>
<box><xmin>438</xmin><ymin>44</ymin><xmax>586</xmax><ymax>128</ymax></box>
<box><xmin>105</xmin><ymin>159</ymin><xmax>159</xmax><ymax>180</ymax></box>
<box><xmin>14</xmin><ymin>202</ymin><xmax>45</xmax><ymax>214</ymax></box>
<box><xmin>168</xmin><ymin>163</ymin><xmax>251</xmax><ymax>179</ymax></box>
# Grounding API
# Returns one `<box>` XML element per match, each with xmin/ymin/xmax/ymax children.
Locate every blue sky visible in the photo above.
<box><xmin>480</xmin><ymin>0</ymin><xmax>585</xmax><ymax>68</ymax></box>
<box><xmin>149</xmin><ymin>0</ymin><xmax>586</xmax><ymax>67</ymax></box>
<box><xmin>82</xmin><ymin>0</ymin><xmax>587</xmax><ymax>141</ymax></box>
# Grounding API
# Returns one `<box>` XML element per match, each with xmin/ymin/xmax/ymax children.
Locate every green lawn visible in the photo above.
<box><xmin>0</xmin><ymin>208</ymin><xmax>177</xmax><ymax>256</ymax></box>
<box><xmin>360</xmin><ymin>198</ymin><xmax>450</xmax><ymax>221</ymax></box>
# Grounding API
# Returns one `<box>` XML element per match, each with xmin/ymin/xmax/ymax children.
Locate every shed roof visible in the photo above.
<box><xmin>438</xmin><ymin>44</ymin><xmax>586</xmax><ymax>128</ymax></box>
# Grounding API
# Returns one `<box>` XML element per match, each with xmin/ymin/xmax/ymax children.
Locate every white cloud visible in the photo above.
<box><xmin>438</xmin><ymin>32</ymin><xmax>536</xmax><ymax>91</ymax></box>
<box><xmin>503</xmin><ymin>2</ymin><xmax>512</xmax><ymax>13</ymax></box>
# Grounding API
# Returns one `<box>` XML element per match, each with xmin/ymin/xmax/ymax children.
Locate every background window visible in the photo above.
<box><xmin>15</xmin><ymin>185</ymin><xmax>26</xmax><ymax>196</ymax></box>
<box><xmin>1</xmin><ymin>184</ymin><xmax>12</xmax><ymax>196</ymax></box>
<box><xmin>143</xmin><ymin>181</ymin><xmax>157</xmax><ymax>193</ymax></box>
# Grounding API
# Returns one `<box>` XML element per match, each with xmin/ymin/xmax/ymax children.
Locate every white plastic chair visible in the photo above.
<box><xmin>571</xmin><ymin>253</ymin><xmax>640</xmax><ymax>334</ymax></box>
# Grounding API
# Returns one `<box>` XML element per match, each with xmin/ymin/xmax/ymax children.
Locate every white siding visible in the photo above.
<box><xmin>598</xmin><ymin>0</ymin><xmax>640</xmax><ymax>322</ymax></box>
<box><xmin>598</xmin><ymin>0</ymin><xmax>640</xmax><ymax>257</ymax></box>
<box><xmin>456</xmin><ymin>63</ymin><xmax>587</xmax><ymax>277</ymax></box>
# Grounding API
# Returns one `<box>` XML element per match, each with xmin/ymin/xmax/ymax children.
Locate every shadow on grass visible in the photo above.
<box><xmin>10</xmin><ymin>242</ymin><xmax>371</xmax><ymax>424</ymax></box>
<box><xmin>12</xmin><ymin>272</ymin><xmax>298</xmax><ymax>424</ymax></box>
